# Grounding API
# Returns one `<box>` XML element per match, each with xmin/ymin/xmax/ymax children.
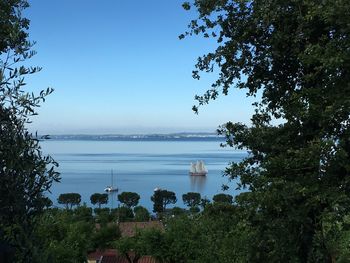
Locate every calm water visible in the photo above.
<box><xmin>41</xmin><ymin>140</ymin><xmax>247</xmax><ymax>210</ymax></box>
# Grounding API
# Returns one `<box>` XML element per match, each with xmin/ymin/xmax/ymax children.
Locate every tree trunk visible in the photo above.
<box><xmin>125</xmin><ymin>253</ymin><xmax>132</xmax><ymax>263</ymax></box>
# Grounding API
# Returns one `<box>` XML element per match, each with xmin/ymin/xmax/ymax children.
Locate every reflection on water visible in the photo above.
<box><xmin>107</xmin><ymin>191</ymin><xmax>118</xmax><ymax>209</ymax></box>
<box><xmin>190</xmin><ymin>175</ymin><xmax>207</xmax><ymax>192</ymax></box>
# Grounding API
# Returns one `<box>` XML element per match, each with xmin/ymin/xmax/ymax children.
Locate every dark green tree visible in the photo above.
<box><xmin>200</xmin><ymin>197</ymin><xmax>211</xmax><ymax>209</ymax></box>
<box><xmin>0</xmin><ymin>1</ymin><xmax>60</xmax><ymax>261</ymax></box>
<box><xmin>90</xmin><ymin>193</ymin><xmax>108</xmax><ymax>209</ymax></box>
<box><xmin>161</xmin><ymin>190</ymin><xmax>177</xmax><ymax>211</ymax></box>
<box><xmin>116</xmin><ymin>228</ymin><xmax>164</xmax><ymax>263</ymax></box>
<box><xmin>213</xmin><ymin>193</ymin><xmax>233</xmax><ymax>204</ymax></box>
<box><xmin>151</xmin><ymin>215</ymin><xmax>205</xmax><ymax>262</ymax></box>
<box><xmin>35</xmin><ymin>208</ymin><xmax>94</xmax><ymax>263</ymax></box>
<box><xmin>118</xmin><ymin>192</ymin><xmax>140</xmax><ymax>208</ymax></box>
<box><xmin>171</xmin><ymin>206</ymin><xmax>187</xmax><ymax>216</ymax></box>
<box><xmin>151</xmin><ymin>189</ymin><xmax>164</xmax><ymax>213</ymax></box>
<box><xmin>134</xmin><ymin>206</ymin><xmax>150</xmax><ymax>222</ymax></box>
<box><xmin>91</xmin><ymin>224</ymin><xmax>120</xmax><ymax>251</ymax></box>
<box><xmin>58</xmin><ymin>193</ymin><xmax>81</xmax><ymax>209</ymax></box>
<box><xmin>183</xmin><ymin>0</ymin><xmax>350</xmax><ymax>261</ymax></box>
<box><xmin>131</xmin><ymin>204</ymin><xmax>254</xmax><ymax>263</ymax></box>
<box><xmin>94</xmin><ymin>208</ymin><xmax>112</xmax><ymax>225</ymax></box>
<box><xmin>113</xmin><ymin>206</ymin><xmax>134</xmax><ymax>222</ymax></box>
<box><xmin>182</xmin><ymin>192</ymin><xmax>201</xmax><ymax>208</ymax></box>
<box><xmin>38</xmin><ymin>196</ymin><xmax>53</xmax><ymax>209</ymax></box>
<box><xmin>116</xmin><ymin>235</ymin><xmax>144</xmax><ymax>263</ymax></box>
<box><xmin>73</xmin><ymin>205</ymin><xmax>93</xmax><ymax>222</ymax></box>
<box><xmin>151</xmin><ymin>189</ymin><xmax>177</xmax><ymax>213</ymax></box>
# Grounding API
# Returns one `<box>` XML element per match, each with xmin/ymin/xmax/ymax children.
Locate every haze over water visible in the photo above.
<box><xmin>41</xmin><ymin>139</ymin><xmax>247</xmax><ymax>210</ymax></box>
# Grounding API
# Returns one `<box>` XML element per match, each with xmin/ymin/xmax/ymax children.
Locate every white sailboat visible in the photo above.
<box><xmin>104</xmin><ymin>169</ymin><xmax>118</xmax><ymax>192</ymax></box>
<box><xmin>189</xmin><ymin>160</ymin><xmax>208</xmax><ymax>176</ymax></box>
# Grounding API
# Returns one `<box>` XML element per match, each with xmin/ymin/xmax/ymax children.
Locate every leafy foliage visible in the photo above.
<box><xmin>113</xmin><ymin>206</ymin><xmax>134</xmax><ymax>222</ymax></box>
<box><xmin>91</xmin><ymin>224</ymin><xmax>120</xmax><ymax>251</ymax></box>
<box><xmin>151</xmin><ymin>189</ymin><xmax>177</xmax><ymax>213</ymax></box>
<box><xmin>134</xmin><ymin>206</ymin><xmax>150</xmax><ymax>222</ymax></box>
<box><xmin>116</xmin><ymin>228</ymin><xmax>164</xmax><ymax>263</ymax></box>
<box><xmin>213</xmin><ymin>193</ymin><xmax>233</xmax><ymax>204</ymax></box>
<box><xmin>118</xmin><ymin>192</ymin><xmax>140</xmax><ymax>208</ymax></box>
<box><xmin>170</xmin><ymin>206</ymin><xmax>187</xmax><ymax>216</ymax></box>
<box><xmin>182</xmin><ymin>0</ymin><xmax>350</xmax><ymax>261</ymax></box>
<box><xmin>58</xmin><ymin>193</ymin><xmax>81</xmax><ymax>209</ymax></box>
<box><xmin>151</xmin><ymin>189</ymin><xmax>164</xmax><ymax>213</ymax></box>
<box><xmin>0</xmin><ymin>1</ymin><xmax>60</xmax><ymax>261</ymax></box>
<box><xmin>90</xmin><ymin>193</ymin><xmax>108</xmax><ymax>209</ymax></box>
<box><xmin>0</xmin><ymin>0</ymin><xmax>29</xmax><ymax>53</ymax></box>
<box><xmin>182</xmin><ymin>192</ymin><xmax>201</xmax><ymax>208</ymax></box>
<box><xmin>94</xmin><ymin>208</ymin><xmax>113</xmax><ymax>225</ymax></box>
<box><xmin>132</xmin><ymin>204</ymin><xmax>242</xmax><ymax>263</ymax></box>
<box><xmin>200</xmin><ymin>196</ymin><xmax>211</xmax><ymax>209</ymax></box>
<box><xmin>35</xmin><ymin>207</ymin><xmax>94</xmax><ymax>263</ymax></box>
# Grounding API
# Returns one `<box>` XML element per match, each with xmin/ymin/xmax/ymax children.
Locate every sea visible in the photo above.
<box><xmin>40</xmin><ymin>137</ymin><xmax>247</xmax><ymax>211</ymax></box>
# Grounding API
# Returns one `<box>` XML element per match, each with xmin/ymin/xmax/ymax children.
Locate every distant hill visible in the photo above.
<box><xmin>43</xmin><ymin>133</ymin><xmax>225</xmax><ymax>141</ymax></box>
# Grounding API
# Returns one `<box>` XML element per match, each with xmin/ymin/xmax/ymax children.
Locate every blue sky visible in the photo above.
<box><xmin>25</xmin><ymin>0</ymin><xmax>255</xmax><ymax>134</ymax></box>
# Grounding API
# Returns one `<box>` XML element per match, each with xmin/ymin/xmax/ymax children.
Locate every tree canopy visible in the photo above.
<box><xmin>134</xmin><ymin>206</ymin><xmax>150</xmax><ymax>222</ymax></box>
<box><xmin>90</xmin><ymin>193</ymin><xmax>108</xmax><ymax>209</ymax></box>
<box><xmin>0</xmin><ymin>1</ymin><xmax>59</xmax><ymax>261</ymax></box>
<box><xmin>213</xmin><ymin>193</ymin><xmax>233</xmax><ymax>204</ymax></box>
<box><xmin>182</xmin><ymin>0</ymin><xmax>350</xmax><ymax>261</ymax></box>
<box><xmin>182</xmin><ymin>192</ymin><xmax>201</xmax><ymax>208</ymax></box>
<box><xmin>151</xmin><ymin>189</ymin><xmax>177</xmax><ymax>213</ymax></box>
<box><xmin>58</xmin><ymin>193</ymin><xmax>81</xmax><ymax>209</ymax></box>
<box><xmin>118</xmin><ymin>192</ymin><xmax>140</xmax><ymax>208</ymax></box>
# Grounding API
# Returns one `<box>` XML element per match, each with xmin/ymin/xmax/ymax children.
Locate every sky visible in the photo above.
<box><xmin>24</xmin><ymin>0</ymin><xmax>256</xmax><ymax>134</ymax></box>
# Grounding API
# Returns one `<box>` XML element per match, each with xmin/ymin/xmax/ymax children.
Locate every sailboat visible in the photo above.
<box><xmin>189</xmin><ymin>160</ymin><xmax>208</xmax><ymax>176</ymax></box>
<box><xmin>104</xmin><ymin>169</ymin><xmax>118</xmax><ymax>192</ymax></box>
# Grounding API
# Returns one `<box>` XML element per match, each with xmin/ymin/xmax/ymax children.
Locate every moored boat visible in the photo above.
<box><xmin>104</xmin><ymin>186</ymin><xmax>118</xmax><ymax>192</ymax></box>
<box><xmin>104</xmin><ymin>170</ymin><xmax>119</xmax><ymax>192</ymax></box>
<box><xmin>189</xmin><ymin>160</ymin><xmax>208</xmax><ymax>176</ymax></box>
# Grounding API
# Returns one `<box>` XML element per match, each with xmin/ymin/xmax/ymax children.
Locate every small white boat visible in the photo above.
<box><xmin>104</xmin><ymin>186</ymin><xmax>118</xmax><ymax>192</ymax></box>
<box><xmin>104</xmin><ymin>170</ymin><xmax>118</xmax><ymax>192</ymax></box>
<box><xmin>189</xmin><ymin>160</ymin><xmax>208</xmax><ymax>176</ymax></box>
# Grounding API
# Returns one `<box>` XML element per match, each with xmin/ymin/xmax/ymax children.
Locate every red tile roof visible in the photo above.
<box><xmin>100</xmin><ymin>255</ymin><xmax>157</xmax><ymax>263</ymax></box>
<box><xmin>88</xmin><ymin>249</ymin><xmax>117</xmax><ymax>261</ymax></box>
<box><xmin>138</xmin><ymin>256</ymin><xmax>158</xmax><ymax>263</ymax></box>
<box><xmin>100</xmin><ymin>255</ymin><xmax>119</xmax><ymax>263</ymax></box>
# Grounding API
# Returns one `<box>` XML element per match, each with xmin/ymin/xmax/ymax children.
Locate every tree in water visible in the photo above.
<box><xmin>0</xmin><ymin>1</ymin><xmax>60</xmax><ymax>261</ymax></box>
<box><xmin>183</xmin><ymin>0</ymin><xmax>350</xmax><ymax>261</ymax></box>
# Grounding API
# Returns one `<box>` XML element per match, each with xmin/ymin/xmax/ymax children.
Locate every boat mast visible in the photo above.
<box><xmin>111</xmin><ymin>169</ymin><xmax>114</xmax><ymax>208</ymax></box>
<box><xmin>111</xmin><ymin>169</ymin><xmax>114</xmax><ymax>188</ymax></box>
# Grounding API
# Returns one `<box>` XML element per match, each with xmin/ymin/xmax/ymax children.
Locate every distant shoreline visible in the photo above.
<box><xmin>40</xmin><ymin>133</ymin><xmax>226</xmax><ymax>142</ymax></box>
